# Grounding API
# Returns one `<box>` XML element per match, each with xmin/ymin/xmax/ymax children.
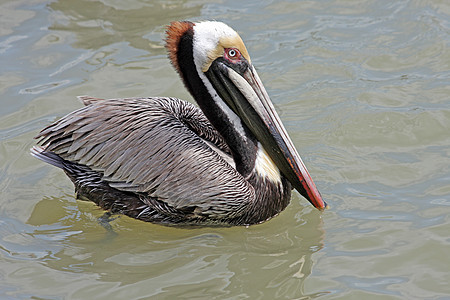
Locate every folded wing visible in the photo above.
<box><xmin>36</xmin><ymin>97</ymin><xmax>254</xmax><ymax>218</ymax></box>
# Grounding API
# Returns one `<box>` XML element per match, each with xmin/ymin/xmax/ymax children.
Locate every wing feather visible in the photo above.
<box><xmin>36</xmin><ymin>97</ymin><xmax>253</xmax><ymax>218</ymax></box>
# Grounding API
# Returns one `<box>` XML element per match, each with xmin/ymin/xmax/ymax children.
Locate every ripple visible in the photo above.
<box><xmin>19</xmin><ymin>80</ymin><xmax>70</xmax><ymax>95</ymax></box>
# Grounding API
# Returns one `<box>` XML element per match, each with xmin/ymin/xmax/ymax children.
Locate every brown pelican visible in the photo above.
<box><xmin>31</xmin><ymin>21</ymin><xmax>326</xmax><ymax>226</ymax></box>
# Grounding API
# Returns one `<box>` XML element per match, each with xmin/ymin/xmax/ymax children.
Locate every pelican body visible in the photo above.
<box><xmin>32</xmin><ymin>21</ymin><xmax>326</xmax><ymax>226</ymax></box>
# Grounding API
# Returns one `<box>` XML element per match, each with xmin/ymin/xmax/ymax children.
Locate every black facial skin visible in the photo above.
<box><xmin>175</xmin><ymin>31</ymin><xmax>258</xmax><ymax>177</ymax></box>
<box><xmin>206</xmin><ymin>57</ymin><xmax>315</xmax><ymax>202</ymax></box>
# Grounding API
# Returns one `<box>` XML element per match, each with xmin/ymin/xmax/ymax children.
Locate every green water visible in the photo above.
<box><xmin>1</xmin><ymin>0</ymin><xmax>449</xmax><ymax>299</ymax></box>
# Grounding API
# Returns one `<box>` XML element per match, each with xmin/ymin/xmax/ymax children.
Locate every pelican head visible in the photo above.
<box><xmin>166</xmin><ymin>21</ymin><xmax>326</xmax><ymax>211</ymax></box>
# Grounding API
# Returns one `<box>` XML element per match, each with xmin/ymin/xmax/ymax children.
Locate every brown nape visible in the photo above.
<box><xmin>165</xmin><ymin>21</ymin><xmax>194</xmax><ymax>74</ymax></box>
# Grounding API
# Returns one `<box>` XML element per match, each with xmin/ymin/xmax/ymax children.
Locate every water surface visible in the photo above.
<box><xmin>1</xmin><ymin>0</ymin><xmax>449</xmax><ymax>299</ymax></box>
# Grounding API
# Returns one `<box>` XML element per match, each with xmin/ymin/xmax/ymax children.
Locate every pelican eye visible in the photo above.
<box><xmin>224</xmin><ymin>48</ymin><xmax>242</xmax><ymax>62</ymax></box>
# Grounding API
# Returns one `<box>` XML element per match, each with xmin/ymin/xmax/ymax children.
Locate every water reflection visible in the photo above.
<box><xmin>22</xmin><ymin>194</ymin><xmax>327</xmax><ymax>298</ymax></box>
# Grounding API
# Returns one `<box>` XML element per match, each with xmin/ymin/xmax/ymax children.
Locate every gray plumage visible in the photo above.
<box><xmin>33</xmin><ymin>97</ymin><xmax>290</xmax><ymax>226</ymax></box>
<box><xmin>28</xmin><ymin>20</ymin><xmax>327</xmax><ymax>226</ymax></box>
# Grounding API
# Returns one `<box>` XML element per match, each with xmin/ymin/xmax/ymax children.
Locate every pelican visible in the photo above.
<box><xmin>31</xmin><ymin>21</ymin><xmax>326</xmax><ymax>226</ymax></box>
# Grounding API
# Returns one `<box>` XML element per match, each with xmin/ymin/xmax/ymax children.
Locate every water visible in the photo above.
<box><xmin>1</xmin><ymin>0</ymin><xmax>449</xmax><ymax>299</ymax></box>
